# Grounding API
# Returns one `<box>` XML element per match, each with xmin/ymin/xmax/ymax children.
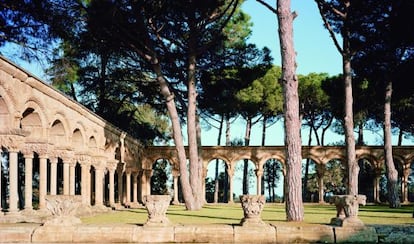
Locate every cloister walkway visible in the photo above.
<box><xmin>1</xmin><ymin>55</ymin><xmax>414</xmax><ymax>217</ymax></box>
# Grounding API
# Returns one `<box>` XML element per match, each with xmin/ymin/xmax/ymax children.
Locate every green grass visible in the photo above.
<box><xmin>81</xmin><ymin>203</ymin><xmax>414</xmax><ymax>226</ymax></box>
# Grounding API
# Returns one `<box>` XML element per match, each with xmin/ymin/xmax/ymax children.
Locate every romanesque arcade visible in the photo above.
<box><xmin>0</xmin><ymin>56</ymin><xmax>146</xmax><ymax>215</ymax></box>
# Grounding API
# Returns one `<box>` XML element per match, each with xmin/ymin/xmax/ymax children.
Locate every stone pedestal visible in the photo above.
<box><xmin>43</xmin><ymin>195</ymin><xmax>82</xmax><ymax>226</ymax></box>
<box><xmin>143</xmin><ymin>195</ymin><xmax>171</xmax><ymax>226</ymax></box>
<box><xmin>239</xmin><ymin>194</ymin><xmax>266</xmax><ymax>226</ymax></box>
<box><xmin>329</xmin><ymin>194</ymin><xmax>366</xmax><ymax>227</ymax></box>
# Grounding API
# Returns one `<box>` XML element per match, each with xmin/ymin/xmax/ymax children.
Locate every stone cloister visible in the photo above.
<box><xmin>1</xmin><ymin>55</ymin><xmax>414</xmax><ymax>216</ymax></box>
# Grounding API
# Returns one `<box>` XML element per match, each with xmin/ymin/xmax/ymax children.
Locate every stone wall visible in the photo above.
<box><xmin>2</xmin><ymin>223</ymin><xmax>412</xmax><ymax>243</ymax></box>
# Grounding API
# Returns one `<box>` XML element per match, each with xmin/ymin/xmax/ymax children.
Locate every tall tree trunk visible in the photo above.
<box><xmin>214</xmin><ymin>116</ymin><xmax>224</xmax><ymax>203</ymax></box>
<box><xmin>315</xmin><ymin>0</ymin><xmax>358</xmax><ymax>196</ymax></box>
<box><xmin>225</xmin><ymin>115</ymin><xmax>231</xmax><ymax>146</ymax></box>
<box><xmin>321</xmin><ymin>116</ymin><xmax>333</xmax><ymax>146</ymax></box>
<box><xmin>384</xmin><ymin>80</ymin><xmax>400</xmax><ymax>208</ymax></box>
<box><xmin>153</xmin><ymin>60</ymin><xmax>198</xmax><ymax>210</ymax></box>
<box><xmin>277</xmin><ymin>0</ymin><xmax>304</xmax><ymax>221</ymax></box>
<box><xmin>262</xmin><ymin>115</ymin><xmax>267</xmax><ymax>146</ymax></box>
<box><xmin>243</xmin><ymin>117</ymin><xmax>252</xmax><ymax>194</ymax></box>
<box><xmin>398</xmin><ymin>129</ymin><xmax>403</xmax><ymax>146</ymax></box>
<box><xmin>343</xmin><ymin>29</ymin><xmax>358</xmax><ymax>196</ymax></box>
<box><xmin>187</xmin><ymin>48</ymin><xmax>203</xmax><ymax>210</ymax></box>
<box><xmin>357</xmin><ymin>122</ymin><xmax>364</xmax><ymax>146</ymax></box>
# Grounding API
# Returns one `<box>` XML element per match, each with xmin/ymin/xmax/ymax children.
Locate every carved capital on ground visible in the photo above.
<box><xmin>143</xmin><ymin>195</ymin><xmax>171</xmax><ymax>226</ymax></box>
<box><xmin>329</xmin><ymin>194</ymin><xmax>366</xmax><ymax>227</ymax></box>
<box><xmin>239</xmin><ymin>194</ymin><xmax>266</xmax><ymax>226</ymax></box>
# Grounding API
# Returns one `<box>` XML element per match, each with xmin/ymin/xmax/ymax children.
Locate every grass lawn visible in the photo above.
<box><xmin>81</xmin><ymin>203</ymin><xmax>414</xmax><ymax>226</ymax></box>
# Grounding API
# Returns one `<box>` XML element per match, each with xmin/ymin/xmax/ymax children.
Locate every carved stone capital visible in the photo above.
<box><xmin>0</xmin><ymin>134</ymin><xmax>25</xmax><ymax>152</ymax></box>
<box><xmin>143</xmin><ymin>195</ymin><xmax>171</xmax><ymax>226</ymax></box>
<box><xmin>239</xmin><ymin>195</ymin><xmax>266</xmax><ymax>226</ymax></box>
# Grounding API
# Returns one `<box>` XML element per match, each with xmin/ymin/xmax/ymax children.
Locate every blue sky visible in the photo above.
<box><xmin>242</xmin><ymin>0</ymin><xmax>342</xmax><ymax>76</ymax></box>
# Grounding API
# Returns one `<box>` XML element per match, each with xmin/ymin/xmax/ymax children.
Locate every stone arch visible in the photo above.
<box><xmin>323</xmin><ymin>158</ymin><xmax>347</xmax><ymax>200</ymax></box>
<box><xmin>0</xmin><ymin>95</ymin><xmax>11</xmax><ymax>130</ymax></box>
<box><xmin>150</xmin><ymin>158</ymin><xmax>173</xmax><ymax>196</ymax></box>
<box><xmin>357</xmin><ymin>156</ymin><xmax>376</xmax><ymax>202</ymax></box>
<box><xmin>205</xmin><ymin>158</ymin><xmax>229</xmax><ymax>203</ymax></box>
<box><xmin>204</xmin><ymin>154</ymin><xmax>231</xmax><ymax>170</ymax></box>
<box><xmin>72</xmin><ymin>128</ymin><xmax>85</xmax><ymax>152</ymax></box>
<box><xmin>50</xmin><ymin>119</ymin><xmax>68</xmax><ymax>146</ymax></box>
<box><xmin>22</xmin><ymin>99</ymin><xmax>48</xmax><ymax>128</ymax></box>
<box><xmin>258</xmin><ymin>153</ymin><xmax>286</xmax><ymax>170</ymax></box>
<box><xmin>0</xmin><ymin>84</ymin><xmax>17</xmax><ymax>120</ymax></box>
<box><xmin>21</xmin><ymin>107</ymin><xmax>44</xmax><ymax>139</ymax></box>
<box><xmin>261</xmin><ymin>157</ymin><xmax>284</xmax><ymax>202</ymax></box>
<box><xmin>72</xmin><ymin>121</ymin><xmax>88</xmax><ymax>147</ymax></box>
<box><xmin>302</xmin><ymin>156</ymin><xmax>319</xmax><ymax>202</ymax></box>
<box><xmin>233</xmin><ymin>158</ymin><xmax>257</xmax><ymax>197</ymax></box>
<box><xmin>88</xmin><ymin>136</ymin><xmax>98</xmax><ymax>154</ymax></box>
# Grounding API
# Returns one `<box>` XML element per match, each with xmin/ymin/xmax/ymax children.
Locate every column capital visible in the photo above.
<box><xmin>107</xmin><ymin>159</ymin><xmax>119</xmax><ymax>171</ymax></box>
<box><xmin>255</xmin><ymin>169</ymin><xmax>263</xmax><ymax>177</ymax></box>
<box><xmin>92</xmin><ymin>155</ymin><xmax>107</xmax><ymax>169</ymax></box>
<box><xmin>0</xmin><ymin>133</ymin><xmax>25</xmax><ymax>152</ymax></box>
<box><xmin>172</xmin><ymin>169</ymin><xmax>180</xmax><ymax>177</ymax></box>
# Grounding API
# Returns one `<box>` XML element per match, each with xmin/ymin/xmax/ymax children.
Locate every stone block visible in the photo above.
<box><xmin>32</xmin><ymin>225</ymin><xmax>76</xmax><ymax>243</ymax></box>
<box><xmin>134</xmin><ymin>226</ymin><xmax>174</xmax><ymax>243</ymax></box>
<box><xmin>334</xmin><ymin>226</ymin><xmax>377</xmax><ymax>243</ymax></box>
<box><xmin>174</xmin><ymin>224</ymin><xmax>234</xmax><ymax>243</ymax></box>
<box><xmin>234</xmin><ymin>224</ymin><xmax>276</xmax><ymax>243</ymax></box>
<box><xmin>275</xmin><ymin>224</ymin><xmax>334</xmax><ymax>243</ymax></box>
<box><xmin>0</xmin><ymin>223</ymin><xmax>38</xmax><ymax>243</ymax></box>
<box><xmin>73</xmin><ymin>224</ymin><xmax>137</xmax><ymax>243</ymax></box>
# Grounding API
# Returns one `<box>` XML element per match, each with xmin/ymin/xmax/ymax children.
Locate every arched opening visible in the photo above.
<box><xmin>0</xmin><ymin>97</ymin><xmax>10</xmax><ymax>129</ymax></box>
<box><xmin>206</xmin><ymin>159</ymin><xmax>228</xmax><ymax>203</ymax></box>
<box><xmin>50</xmin><ymin>120</ymin><xmax>66</xmax><ymax>145</ymax></box>
<box><xmin>75</xmin><ymin>162</ymin><xmax>81</xmax><ymax>195</ymax></box>
<box><xmin>408</xmin><ymin>161</ymin><xmax>414</xmax><ymax>202</ymax></box>
<box><xmin>262</xmin><ymin>158</ymin><xmax>284</xmax><ymax>202</ymax></box>
<box><xmin>324</xmin><ymin>159</ymin><xmax>346</xmax><ymax>201</ymax></box>
<box><xmin>150</xmin><ymin>159</ymin><xmax>173</xmax><ymax>196</ymax></box>
<box><xmin>302</xmin><ymin>158</ymin><xmax>318</xmax><ymax>202</ymax></box>
<box><xmin>72</xmin><ymin>129</ymin><xmax>84</xmax><ymax>152</ymax></box>
<box><xmin>358</xmin><ymin>158</ymin><xmax>375</xmax><ymax>202</ymax></box>
<box><xmin>21</xmin><ymin>108</ymin><xmax>42</xmax><ymax>138</ymax></box>
<box><xmin>90</xmin><ymin>165</ymin><xmax>95</xmax><ymax>205</ymax></box>
<box><xmin>234</xmin><ymin>159</ymin><xmax>257</xmax><ymax>200</ymax></box>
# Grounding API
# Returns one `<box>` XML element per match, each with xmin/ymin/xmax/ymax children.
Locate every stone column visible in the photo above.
<box><xmin>8</xmin><ymin>150</ymin><xmax>19</xmax><ymax>213</ymax></box>
<box><xmin>81</xmin><ymin>162</ymin><xmax>91</xmax><ymax>205</ymax></box>
<box><xmin>316</xmin><ymin>164</ymin><xmax>326</xmax><ymax>203</ymax></box>
<box><xmin>255</xmin><ymin>169</ymin><xmax>263</xmax><ymax>195</ymax></box>
<box><xmin>69</xmin><ymin>162</ymin><xmax>76</xmax><ymax>195</ymax></box>
<box><xmin>172</xmin><ymin>170</ymin><xmax>180</xmax><ymax>204</ymax></box>
<box><xmin>94</xmin><ymin>166</ymin><xmax>104</xmax><ymax>207</ymax></box>
<box><xmin>108</xmin><ymin>168</ymin><xmax>115</xmax><ymax>207</ymax></box>
<box><xmin>38</xmin><ymin>154</ymin><xmax>48</xmax><ymax>210</ymax></box>
<box><xmin>227</xmin><ymin>168</ymin><xmax>234</xmax><ymax>203</ymax></box>
<box><xmin>23</xmin><ymin>152</ymin><xmax>34</xmax><ymax>211</ymax></box>
<box><xmin>132</xmin><ymin>172</ymin><xmax>138</xmax><ymax>204</ymax></box>
<box><xmin>374</xmin><ymin>169</ymin><xmax>382</xmax><ymax>203</ymax></box>
<box><xmin>126</xmin><ymin>170</ymin><xmax>131</xmax><ymax>204</ymax></box>
<box><xmin>50</xmin><ymin>157</ymin><xmax>58</xmax><ymax>195</ymax></box>
<box><xmin>145</xmin><ymin>169</ymin><xmax>152</xmax><ymax>196</ymax></box>
<box><xmin>63</xmin><ymin>161</ymin><xmax>70</xmax><ymax>195</ymax></box>
<box><xmin>117</xmin><ymin>170</ymin><xmax>124</xmax><ymax>204</ymax></box>
<box><xmin>202</xmin><ymin>168</ymin><xmax>207</xmax><ymax>204</ymax></box>
<box><xmin>402</xmin><ymin>165</ymin><xmax>410</xmax><ymax>203</ymax></box>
